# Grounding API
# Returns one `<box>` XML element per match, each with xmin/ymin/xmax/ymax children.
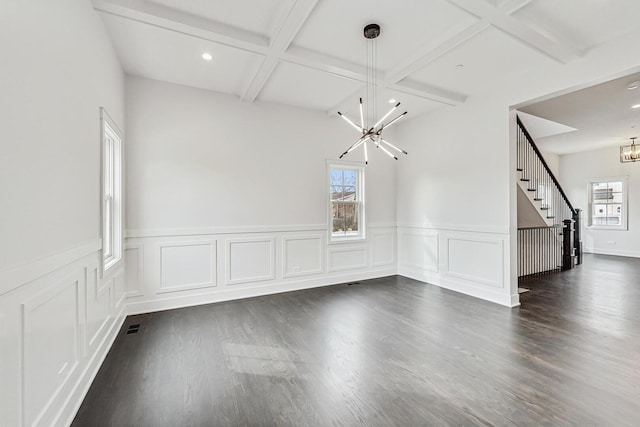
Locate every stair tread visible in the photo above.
<box><xmin>516</xmin><ymin>168</ymin><xmax>523</xmax><ymax>171</ymax></box>
<box><xmin>520</xmin><ymin>178</ymin><xmax>530</xmax><ymax>181</ymax></box>
<box><xmin>534</xmin><ymin>198</ymin><xmax>542</xmax><ymax>201</ymax></box>
<box><xmin>527</xmin><ymin>189</ymin><xmax>536</xmax><ymax>191</ymax></box>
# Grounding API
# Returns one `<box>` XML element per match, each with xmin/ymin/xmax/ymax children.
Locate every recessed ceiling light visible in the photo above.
<box><xmin>388</xmin><ymin>98</ymin><xmax>397</xmax><ymax>104</ymax></box>
<box><xmin>201</xmin><ymin>52</ymin><xmax>213</xmax><ymax>61</ymax></box>
<box><xmin>627</xmin><ymin>81</ymin><xmax>640</xmax><ymax>90</ymax></box>
<box><xmin>632</xmin><ymin>104</ymin><xmax>640</xmax><ymax>109</ymax></box>
<box><xmin>456</xmin><ymin>64</ymin><xmax>464</xmax><ymax>68</ymax></box>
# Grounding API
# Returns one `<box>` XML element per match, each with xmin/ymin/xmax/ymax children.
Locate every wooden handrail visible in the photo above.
<box><xmin>516</xmin><ymin>115</ymin><xmax>576</xmax><ymax>215</ymax></box>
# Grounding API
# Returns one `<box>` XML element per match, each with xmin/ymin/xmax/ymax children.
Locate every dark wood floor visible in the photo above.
<box><xmin>72</xmin><ymin>254</ymin><xmax>640</xmax><ymax>426</ymax></box>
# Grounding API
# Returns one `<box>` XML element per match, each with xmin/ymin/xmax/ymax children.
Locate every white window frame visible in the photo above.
<box><xmin>101</xmin><ymin>108</ymin><xmax>123</xmax><ymax>272</ymax></box>
<box><xmin>327</xmin><ymin>161</ymin><xmax>366</xmax><ymax>243</ymax></box>
<box><xmin>587</xmin><ymin>176</ymin><xmax>628</xmax><ymax>231</ymax></box>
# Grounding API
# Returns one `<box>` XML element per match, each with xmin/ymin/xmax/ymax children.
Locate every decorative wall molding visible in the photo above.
<box><xmin>226</xmin><ymin>237</ymin><xmax>276</xmax><ymax>285</ymax></box>
<box><xmin>328</xmin><ymin>246</ymin><xmax>368</xmax><ymax>272</ymax></box>
<box><xmin>370</xmin><ymin>231</ymin><xmax>395</xmax><ymax>267</ymax></box>
<box><xmin>123</xmin><ymin>243</ymin><xmax>144</xmax><ymax>298</ymax></box>
<box><xmin>282</xmin><ymin>234</ymin><xmax>324</xmax><ymax>278</ymax></box>
<box><xmin>0</xmin><ymin>239</ymin><xmax>101</xmax><ymax>297</ymax></box>
<box><xmin>446</xmin><ymin>236</ymin><xmax>504</xmax><ymax>288</ymax></box>
<box><xmin>397</xmin><ymin>226</ymin><xmax>515</xmax><ymax>307</ymax></box>
<box><xmin>398</xmin><ymin>230</ymin><xmax>439</xmax><ymax>272</ymax></box>
<box><xmin>158</xmin><ymin>241</ymin><xmax>217</xmax><ymax>293</ymax></box>
<box><xmin>0</xmin><ymin>242</ymin><xmax>125</xmax><ymax>427</ymax></box>
<box><xmin>397</xmin><ymin>222</ymin><xmax>510</xmax><ymax>235</ymax></box>
<box><xmin>126</xmin><ymin>224</ymin><xmax>327</xmax><ymax>238</ymax></box>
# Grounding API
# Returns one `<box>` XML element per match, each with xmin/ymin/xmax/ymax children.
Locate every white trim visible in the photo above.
<box><xmin>0</xmin><ymin>239</ymin><xmax>101</xmax><ymax>297</ymax></box>
<box><xmin>225</xmin><ymin>237</ymin><xmax>276</xmax><ymax>285</ymax></box>
<box><xmin>445</xmin><ymin>236</ymin><xmax>504</xmax><ymax>288</ymax></box>
<box><xmin>282</xmin><ymin>235</ymin><xmax>325</xmax><ymax>278</ymax></box>
<box><xmin>397</xmin><ymin>222</ymin><xmax>510</xmax><ymax>235</ymax></box>
<box><xmin>101</xmin><ymin>107</ymin><xmax>124</xmax><ymax>276</ymax></box>
<box><xmin>584</xmin><ymin>247</ymin><xmax>640</xmax><ymax>258</ymax></box>
<box><xmin>126</xmin><ymin>224</ymin><xmax>327</xmax><ymax>238</ymax></box>
<box><xmin>327</xmin><ymin>245</ymin><xmax>368</xmax><ymax>272</ymax></box>
<box><xmin>158</xmin><ymin>241</ymin><xmax>218</xmax><ymax>293</ymax></box>
<box><xmin>125</xmin><ymin>266</ymin><xmax>396</xmax><ymax>316</ymax></box>
<box><xmin>586</xmin><ymin>176</ymin><xmax>628</xmax><ymax>231</ymax></box>
<box><xmin>327</xmin><ymin>160</ymin><xmax>366</xmax><ymax>243</ymax></box>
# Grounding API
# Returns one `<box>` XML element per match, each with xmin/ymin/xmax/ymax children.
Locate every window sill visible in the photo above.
<box><xmin>329</xmin><ymin>236</ymin><xmax>367</xmax><ymax>245</ymax></box>
<box><xmin>586</xmin><ymin>226</ymin><xmax>628</xmax><ymax>231</ymax></box>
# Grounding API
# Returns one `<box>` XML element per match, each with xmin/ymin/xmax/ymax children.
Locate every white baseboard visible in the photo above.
<box><xmin>58</xmin><ymin>308</ymin><xmax>126</xmax><ymax>427</ymax></box>
<box><xmin>399</xmin><ymin>265</ymin><xmax>518</xmax><ymax>307</ymax></box>
<box><xmin>126</xmin><ymin>267</ymin><xmax>397</xmax><ymax>315</ymax></box>
<box><xmin>584</xmin><ymin>247</ymin><xmax>640</xmax><ymax>258</ymax></box>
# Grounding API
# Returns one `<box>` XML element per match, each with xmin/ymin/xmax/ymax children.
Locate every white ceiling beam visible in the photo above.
<box><xmin>281</xmin><ymin>46</ymin><xmax>371</xmax><ymax>84</ymax></box>
<box><xmin>92</xmin><ymin>0</ymin><xmax>269</xmax><ymax>54</ymax></box>
<box><xmin>94</xmin><ymin>0</ymin><xmax>467</xmax><ymax>109</ymax></box>
<box><xmin>389</xmin><ymin>81</ymin><xmax>466</xmax><ymax>106</ymax></box>
<box><xmin>443</xmin><ymin>0</ymin><xmax>583</xmax><ymax>63</ymax></box>
<box><xmin>241</xmin><ymin>0</ymin><xmax>319</xmax><ymax>103</ymax></box>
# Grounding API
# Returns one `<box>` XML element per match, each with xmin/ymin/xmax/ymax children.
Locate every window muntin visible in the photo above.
<box><xmin>102</xmin><ymin>109</ymin><xmax>122</xmax><ymax>272</ymax></box>
<box><xmin>329</xmin><ymin>165</ymin><xmax>364</xmax><ymax>241</ymax></box>
<box><xmin>588</xmin><ymin>178</ymin><xmax>627</xmax><ymax>230</ymax></box>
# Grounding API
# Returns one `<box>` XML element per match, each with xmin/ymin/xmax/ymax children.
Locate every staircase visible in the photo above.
<box><xmin>516</xmin><ymin>116</ymin><xmax>582</xmax><ymax>277</ymax></box>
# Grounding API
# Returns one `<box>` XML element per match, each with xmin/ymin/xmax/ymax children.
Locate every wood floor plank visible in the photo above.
<box><xmin>72</xmin><ymin>254</ymin><xmax>640</xmax><ymax>426</ymax></box>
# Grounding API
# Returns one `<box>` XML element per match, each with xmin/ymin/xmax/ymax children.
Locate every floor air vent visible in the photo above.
<box><xmin>126</xmin><ymin>324</ymin><xmax>140</xmax><ymax>335</ymax></box>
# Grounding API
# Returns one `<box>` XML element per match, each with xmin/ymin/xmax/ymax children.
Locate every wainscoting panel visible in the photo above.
<box><xmin>371</xmin><ymin>231</ymin><xmax>395</xmax><ymax>266</ymax></box>
<box><xmin>124</xmin><ymin>244</ymin><xmax>144</xmax><ymax>297</ymax></box>
<box><xmin>226</xmin><ymin>238</ymin><xmax>275</xmax><ymax>285</ymax></box>
<box><xmin>398</xmin><ymin>230</ymin><xmax>439</xmax><ymax>272</ymax></box>
<box><xmin>328</xmin><ymin>246</ymin><xmax>368</xmax><ymax>272</ymax></box>
<box><xmin>159</xmin><ymin>242</ymin><xmax>217</xmax><ymax>293</ymax></box>
<box><xmin>86</xmin><ymin>263</ymin><xmax>112</xmax><ymax>353</ymax></box>
<box><xmin>124</xmin><ymin>226</ymin><xmax>396</xmax><ymax>314</ymax></box>
<box><xmin>398</xmin><ymin>226</ymin><xmax>515</xmax><ymax>307</ymax></box>
<box><xmin>22</xmin><ymin>272</ymin><xmax>82</xmax><ymax>427</ymax></box>
<box><xmin>282</xmin><ymin>235</ymin><xmax>324</xmax><ymax>278</ymax></box>
<box><xmin>0</xmin><ymin>243</ymin><xmax>125</xmax><ymax>427</ymax></box>
<box><xmin>447</xmin><ymin>237</ymin><xmax>504</xmax><ymax>288</ymax></box>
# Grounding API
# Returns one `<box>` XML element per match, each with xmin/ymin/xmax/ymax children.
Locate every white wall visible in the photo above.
<box><xmin>0</xmin><ymin>1</ymin><xmax>126</xmax><ymax>426</ymax></box>
<box><xmin>123</xmin><ymin>76</ymin><xmax>398</xmax><ymax>314</ymax></box>
<box><xmin>541</xmin><ymin>151</ymin><xmax>560</xmax><ymax>177</ymax></box>
<box><xmin>560</xmin><ymin>146</ymin><xmax>640</xmax><ymax>257</ymax></box>
<box><xmin>395</xmin><ymin>29</ymin><xmax>640</xmax><ymax>307</ymax></box>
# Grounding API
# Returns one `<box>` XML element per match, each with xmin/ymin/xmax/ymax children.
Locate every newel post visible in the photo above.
<box><xmin>562</xmin><ymin>219</ymin><xmax>575</xmax><ymax>271</ymax></box>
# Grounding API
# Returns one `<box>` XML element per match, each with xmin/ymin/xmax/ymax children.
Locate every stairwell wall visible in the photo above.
<box><xmin>395</xmin><ymin>28</ymin><xmax>640</xmax><ymax>307</ymax></box>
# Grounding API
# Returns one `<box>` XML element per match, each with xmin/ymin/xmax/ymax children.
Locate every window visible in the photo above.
<box><xmin>101</xmin><ymin>108</ymin><xmax>122</xmax><ymax>271</ymax></box>
<box><xmin>329</xmin><ymin>163</ymin><xmax>364</xmax><ymax>241</ymax></box>
<box><xmin>588</xmin><ymin>177</ymin><xmax>627</xmax><ymax>230</ymax></box>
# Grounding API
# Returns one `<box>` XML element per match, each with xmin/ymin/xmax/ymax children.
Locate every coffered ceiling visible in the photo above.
<box><xmin>94</xmin><ymin>0</ymin><xmax>640</xmax><ymax>118</ymax></box>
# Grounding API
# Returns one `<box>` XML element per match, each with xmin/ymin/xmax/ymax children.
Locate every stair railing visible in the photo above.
<box><xmin>516</xmin><ymin>116</ymin><xmax>582</xmax><ymax>273</ymax></box>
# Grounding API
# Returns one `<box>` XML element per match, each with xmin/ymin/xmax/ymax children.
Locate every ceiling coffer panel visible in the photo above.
<box><xmin>99</xmin><ymin>12</ymin><xmax>264</xmax><ymax>96</ymax></box>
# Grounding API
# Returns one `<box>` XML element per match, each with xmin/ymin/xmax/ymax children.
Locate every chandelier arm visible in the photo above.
<box><xmin>338</xmin><ymin>112</ymin><xmax>365</xmax><ymax>134</ymax></box>
<box><xmin>377</xmin><ymin>143</ymin><xmax>398</xmax><ymax>160</ymax></box>
<box><xmin>373</xmin><ymin>102</ymin><xmax>400</xmax><ymax>130</ymax></box>
<box><xmin>359</xmin><ymin>98</ymin><xmax>364</xmax><ymax>129</ymax></box>
<box><xmin>380</xmin><ymin>139</ymin><xmax>408</xmax><ymax>155</ymax></box>
<box><xmin>363</xmin><ymin>138</ymin><xmax>369</xmax><ymax>164</ymax></box>
<box><xmin>381</xmin><ymin>111</ymin><xmax>408</xmax><ymax>130</ymax></box>
<box><xmin>339</xmin><ymin>135</ymin><xmax>369</xmax><ymax>159</ymax></box>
